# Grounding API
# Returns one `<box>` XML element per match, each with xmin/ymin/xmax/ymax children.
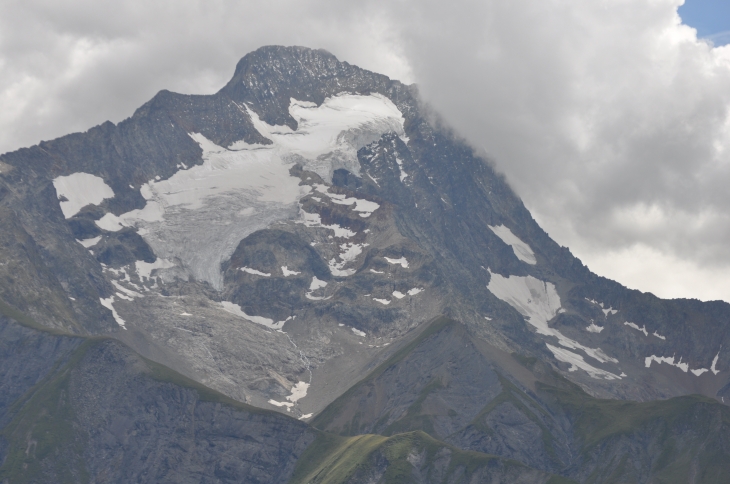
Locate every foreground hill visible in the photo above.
<box><xmin>0</xmin><ymin>317</ymin><xmax>572</xmax><ymax>483</ymax></box>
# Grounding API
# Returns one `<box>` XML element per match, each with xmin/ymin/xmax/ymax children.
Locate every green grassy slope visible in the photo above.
<box><xmin>289</xmin><ymin>430</ymin><xmax>572</xmax><ymax>484</ymax></box>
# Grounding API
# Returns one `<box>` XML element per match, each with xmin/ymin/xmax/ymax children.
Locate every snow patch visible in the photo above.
<box><xmin>624</xmin><ymin>322</ymin><xmax>648</xmax><ymax>337</ymax></box>
<box><xmin>546</xmin><ymin>344</ymin><xmax>622</xmax><ymax>380</ymax></box>
<box><xmin>287</xmin><ymin>381</ymin><xmax>309</xmax><ymax>403</ymax></box>
<box><xmin>392</xmin><ymin>291</ymin><xmax>405</xmax><ymax>299</ymax></box>
<box><xmin>315</xmin><ymin>185</ymin><xmax>381</xmax><ymax>217</ymax></box>
<box><xmin>645</xmin><ymin>355</ymin><xmax>689</xmax><ymax>373</ymax></box>
<box><xmin>306</xmin><ymin>276</ymin><xmax>330</xmax><ymax>300</ymax></box>
<box><xmin>240</xmin><ymin>267</ymin><xmax>271</xmax><ymax>277</ymax></box>
<box><xmin>100</xmin><ymin>297</ymin><xmax>126</xmax><ymax>329</ymax></box>
<box><xmin>711</xmin><ymin>352</ymin><xmax>721</xmax><ymax>375</ymax></box>
<box><xmin>76</xmin><ymin>236</ymin><xmax>101</xmax><ymax>248</ymax></box>
<box><xmin>586</xmin><ymin>322</ymin><xmax>604</xmax><ymax>333</ymax></box>
<box><xmin>370</xmin><ymin>269</ymin><xmax>384</xmax><ymax>274</ymax></box>
<box><xmin>244</xmin><ymin>94</ymin><xmax>406</xmax><ymax>181</ymax></box>
<box><xmin>53</xmin><ymin>173</ymin><xmax>115</xmax><ymax>219</ymax></box>
<box><xmin>373</xmin><ymin>298</ymin><xmax>391</xmax><ymax>305</ymax></box>
<box><xmin>351</xmin><ymin>328</ymin><xmax>366</xmax><ymax>337</ymax></box>
<box><xmin>585</xmin><ymin>298</ymin><xmax>617</xmax><ymax>316</ymax></box>
<box><xmin>328</xmin><ymin>242</ymin><xmax>368</xmax><ymax>277</ymax></box>
<box><xmin>488</xmin><ymin>225</ymin><xmax>536</xmax><ymax>265</ymax></box>
<box><xmin>220</xmin><ymin>301</ymin><xmax>290</xmax><ymax>330</ymax></box>
<box><xmin>395</xmin><ymin>155</ymin><xmax>408</xmax><ymax>182</ymax></box>
<box><xmin>269</xmin><ymin>380</ymin><xmax>310</xmax><ymax>411</ymax></box>
<box><xmin>282</xmin><ymin>266</ymin><xmax>300</xmax><ymax>277</ymax></box>
<box><xmin>135</xmin><ymin>259</ymin><xmax>175</xmax><ymax>281</ymax></box>
<box><xmin>487</xmin><ymin>270</ymin><xmax>619</xmax><ymax>377</ymax></box>
<box><xmin>95</xmin><ymin>213</ymin><xmax>125</xmax><ymax>232</ymax></box>
<box><xmin>268</xmin><ymin>400</ymin><xmax>294</xmax><ymax>410</ymax></box>
<box><xmin>407</xmin><ymin>288</ymin><xmax>423</xmax><ymax>296</ymax></box>
<box><xmin>653</xmin><ymin>331</ymin><xmax>666</xmax><ymax>340</ymax></box>
<box><xmin>384</xmin><ymin>256</ymin><xmax>409</xmax><ymax>268</ymax></box>
<box><xmin>111</xmin><ymin>281</ymin><xmax>142</xmax><ymax>299</ymax></box>
<box><xmin>309</xmin><ymin>277</ymin><xmax>327</xmax><ymax>291</ymax></box>
<box><xmin>299</xmin><ymin>210</ymin><xmax>356</xmax><ymax>238</ymax></box>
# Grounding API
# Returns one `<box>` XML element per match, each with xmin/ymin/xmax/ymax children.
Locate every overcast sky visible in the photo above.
<box><xmin>1</xmin><ymin>0</ymin><xmax>729</xmax><ymax>302</ymax></box>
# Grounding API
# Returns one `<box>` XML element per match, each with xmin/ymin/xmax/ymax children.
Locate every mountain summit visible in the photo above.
<box><xmin>0</xmin><ymin>46</ymin><xmax>728</xmax><ymax>483</ymax></box>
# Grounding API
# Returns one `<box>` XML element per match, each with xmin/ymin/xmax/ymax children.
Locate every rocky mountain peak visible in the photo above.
<box><xmin>221</xmin><ymin>45</ymin><xmax>405</xmax><ymax>129</ymax></box>
<box><xmin>0</xmin><ymin>46</ymin><xmax>729</xmax><ymax>483</ymax></box>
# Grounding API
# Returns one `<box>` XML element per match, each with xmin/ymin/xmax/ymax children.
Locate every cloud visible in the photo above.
<box><xmin>1</xmin><ymin>0</ymin><xmax>729</xmax><ymax>302</ymax></box>
<box><xmin>390</xmin><ymin>0</ymin><xmax>730</xmax><ymax>301</ymax></box>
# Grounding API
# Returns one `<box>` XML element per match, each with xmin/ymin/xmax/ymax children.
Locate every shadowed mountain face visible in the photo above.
<box><xmin>0</xmin><ymin>45</ymin><xmax>729</xmax><ymax>483</ymax></box>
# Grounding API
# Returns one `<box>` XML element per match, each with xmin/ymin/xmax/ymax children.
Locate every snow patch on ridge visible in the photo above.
<box><xmin>648</xmin><ymin>351</ymin><xmax>723</xmax><ymax>377</ymax></box>
<box><xmin>244</xmin><ymin>94</ymin><xmax>406</xmax><ymax>181</ymax></box>
<box><xmin>645</xmin><ymin>355</ymin><xmax>689</xmax><ymax>373</ymax></box>
<box><xmin>624</xmin><ymin>322</ymin><xmax>648</xmax><ymax>337</ymax></box>
<box><xmin>585</xmin><ymin>298</ymin><xmax>617</xmax><ymax>316</ymax></box>
<box><xmin>486</xmin><ymin>270</ymin><xmax>621</xmax><ymax>380</ymax></box>
<box><xmin>53</xmin><ymin>173</ymin><xmax>115</xmax><ymax>219</ymax></box>
<box><xmin>488</xmin><ymin>225</ymin><xmax>536</xmax><ymax>265</ymax></box>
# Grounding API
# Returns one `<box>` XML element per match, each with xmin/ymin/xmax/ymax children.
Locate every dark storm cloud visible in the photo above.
<box><xmin>1</xmin><ymin>0</ymin><xmax>729</xmax><ymax>301</ymax></box>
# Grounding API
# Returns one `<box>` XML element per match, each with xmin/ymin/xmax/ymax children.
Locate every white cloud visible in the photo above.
<box><xmin>1</xmin><ymin>0</ymin><xmax>729</xmax><ymax>302</ymax></box>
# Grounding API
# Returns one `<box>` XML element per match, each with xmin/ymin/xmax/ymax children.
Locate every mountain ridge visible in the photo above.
<box><xmin>0</xmin><ymin>45</ymin><xmax>729</xmax><ymax>482</ymax></box>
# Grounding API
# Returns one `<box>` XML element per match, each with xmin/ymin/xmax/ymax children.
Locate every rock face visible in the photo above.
<box><xmin>0</xmin><ymin>329</ymin><xmax>316</xmax><ymax>483</ymax></box>
<box><xmin>1</xmin><ymin>45</ymin><xmax>730</xmax><ymax>482</ymax></box>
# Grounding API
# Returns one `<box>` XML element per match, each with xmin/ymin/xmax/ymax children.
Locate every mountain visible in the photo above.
<box><xmin>0</xmin><ymin>45</ymin><xmax>728</xmax><ymax>483</ymax></box>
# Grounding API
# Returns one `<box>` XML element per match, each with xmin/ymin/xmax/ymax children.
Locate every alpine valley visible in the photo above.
<box><xmin>0</xmin><ymin>46</ymin><xmax>728</xmax><ymax>483</ymax></box>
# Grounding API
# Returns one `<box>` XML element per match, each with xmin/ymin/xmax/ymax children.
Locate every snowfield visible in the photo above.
<box><xmin>487</xmin><ymin>270</ymin><xmax>622</xmax><ymax>380</ymax></box>
<box><xmin>88</xmin><ymin>94</ymin><xmax>405</xmax><ymax>289</ymax></box>
<box><xmin>53</xmin><ymin>173</ymin><xmax>115</xmax><ymax>219</ymax></box>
